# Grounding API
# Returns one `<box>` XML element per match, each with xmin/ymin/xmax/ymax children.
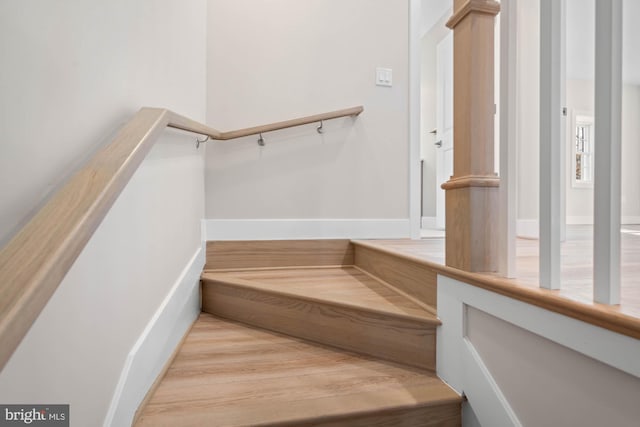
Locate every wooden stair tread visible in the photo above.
<box><xmin>202</xmin><ymin>266</ymin><xmax>437</xmax><ymax>322</ymax></box>
<box><xmin>135</xmin><ymin>314</ymin><xmax>461</xmax><ymax>427</ymax></box>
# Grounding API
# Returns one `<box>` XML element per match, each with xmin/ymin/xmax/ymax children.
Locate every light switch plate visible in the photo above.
<box><xmin>376</xmin><ymin>67</ymin><xmax>393</xmax><ymax>87</ymax></box>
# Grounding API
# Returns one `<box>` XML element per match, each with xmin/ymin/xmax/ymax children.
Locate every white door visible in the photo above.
<box><xmin>435</xmin><ymin>32</ymin><xmax>454</xmax><ymax>230</ymax></box>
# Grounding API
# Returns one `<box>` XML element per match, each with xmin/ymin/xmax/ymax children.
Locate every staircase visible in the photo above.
<box><xmin>134</xmin><ymin>240</ymin><xmax>462</xmax><ymax>426</ymax></box>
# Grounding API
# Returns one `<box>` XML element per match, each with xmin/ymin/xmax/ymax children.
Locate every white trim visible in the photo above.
<box><xmin>567</xmin><ymin>216</ymin><xmax>640</xmax><ymax>225</ymax></box>
<box><xmin>593</xmin><ymin>0</ymin><xmax>623</xmax><ymax>305</ymax></box>
<box><xmin>421</xmin><ymin>216</ymin><xmax>438</xmax><ymax>229</ymax></box>
<box><xmin>623</xmin><ymin>216</ymin><xmax>640</xmax><ymax>225</ymax></box>
<box><xmin>204</xmin><ymin>219</ymin><xmax>411</xmax><ymax>241</ymax></box>
<box><xmin>437</xmin><ymin>275</ymin><xmax>640</xmax><ymax>427</ymax></box>
<box><xmin>518</xmin><ymin>217</ymin><xmax>639</xmax><ymax>229</ymax></box>
<box><xmin>103</xmin><ymin>245</ymin><xmax>204</xmax><ymax>427</ymax></box>
<box><xmin>539</xmin><ymin>0</ymin><xmax>563</xmax><ymax>290</ymax></box>
<box><xmin>409</xmin><ymin>0</ymin><xmax>422</xmax><ymax>240</ymax></box>
<box><xmin>566</xmin><ymin>216</ymin><xmax>593</xmax><ymax>225</ymax></box>
<box><xmin>499</xmin><ymin>0</ymin><xmax>518</xmax><ymax>278</ymax></box>
<box><xmin>437</xmin><ymin>278</ymin><xmax>522</xmax><ymax>426</ymax></box>
<box><xmin>516</xmin><ymin>219</ymin><xmax>539</xmax><ymax>239</ymax></box>
<box><xmin>438</xmin><ymin>275</ymin><xmax>640</xmax><ymax>379</ymax></box>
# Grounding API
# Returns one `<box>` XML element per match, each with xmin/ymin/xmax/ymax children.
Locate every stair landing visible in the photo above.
<box><xmin>135</xmin><ymin>314</ymin><xmax>461</xmax><ymax>427</ymax></box>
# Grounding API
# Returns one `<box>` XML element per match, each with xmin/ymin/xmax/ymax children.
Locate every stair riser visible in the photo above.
<box><xmin>354</xmin><ymin>244</ymin><xmax>439</xmax><ymax>309</ymax></box>
<box><xmin>202</xmin><ymin>280</ymin><xmax>436</xmax><ymax>371</ymax></box>
<box><xmin>206</xmin><ymin>240</ymin><xmax>354</xmax><ymax>270</ymax></box>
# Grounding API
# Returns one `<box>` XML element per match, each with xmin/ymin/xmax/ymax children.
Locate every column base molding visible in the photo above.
<box><xmin>445</xmin><ymin>184</ymin><xmax>499</xmax><ymax>272</ymax></box>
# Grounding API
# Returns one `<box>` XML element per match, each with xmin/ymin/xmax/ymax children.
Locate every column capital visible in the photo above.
<box><xmin>447</xmin><ymin>0</ymin><xmax>500</xmax><ymax>29</ymax></box>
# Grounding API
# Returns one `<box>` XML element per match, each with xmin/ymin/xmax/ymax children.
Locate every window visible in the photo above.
<box><xmin>572</xmin><ymin>113</ymin><xmax>594</xmax><ymax>188</ymax></box>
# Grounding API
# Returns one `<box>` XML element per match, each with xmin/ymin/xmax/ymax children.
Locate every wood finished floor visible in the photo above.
<box><xmin>135</xmin><ymin>314</ymin><xmax>460</xmax><ymax>427</ymax></box>
<box><xmin>203</xmin><ymin>266</ymin><xmax>435</xmax><ymax>319</ymax></box>
<box><xmin>363</xmin><ymin>225</ymin><xmax>640</xmax><ymax>320</ymax></box>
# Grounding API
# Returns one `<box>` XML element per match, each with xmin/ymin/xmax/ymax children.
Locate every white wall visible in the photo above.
<box><xmin>0</xmin><ymin>0</ymin><xmax>207</xmax><ymax>246</ymax></box>
<box><xmin>205</xmin><ymin>0</ymin><xmax>410</xmax><ymax>237</ymax></box>
<box><xmin>0</xmin><ymin>1</ymin><xmax>207</xmax><ymax>425</ymax></box>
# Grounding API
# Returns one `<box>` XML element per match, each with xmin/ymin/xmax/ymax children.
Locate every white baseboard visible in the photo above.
<box><xmin>204</xmin><ymin>219</ymin><xmax>411</xmax><ymax>241</ymax></box>
<box><xmin>516</xmin><ymin>219</ymin><xmax>539</xmax><ymax>239</ymax></box>
<box><xmin>421</xmin><ymin>216</ymin><xmax>437</xmax><ymax>229</ymax></box>
<box><xmin>103</xmin><ymin>245</ymin><xmax>204</xmax><ymax>427</ymax></box>
<box><xmin>521</xmin><ymin>217</ymin><xmax>640</xmax><ymax>231</ymax></box>
<box><xmin>568</xmin><ymin>216</ymin><xmax>640</xmax><ymax>225</ymax></box>
<box><xmin>566</xmin><ymin>216</ymin><xmax>592</xmax><ymax>225</ymax></box>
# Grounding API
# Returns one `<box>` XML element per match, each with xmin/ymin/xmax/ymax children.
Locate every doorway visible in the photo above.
<box><xmin>415</xmin><ymin>2</ymin><xmax>452</xmax><ymax>238</ymax></box>
<box><xmin>434</xmin><ymin>32</ymin><xmax>454</xmax><ymax>230</ymax></box>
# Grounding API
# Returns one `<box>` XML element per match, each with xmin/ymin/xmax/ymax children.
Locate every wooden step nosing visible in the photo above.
<box><xmin>200</xmin><ymin>273</ymin><xmax>440</xmax><ymax>326</ymax></box>
<box><xmin>253</xmin><ymin>398</ymin><xmax>463</xmax><ymax>427</ymax></box>
<box><xmin>203</xmin><ymin>264</ymin><xmax>350</xmax><ymax>274</ymax></box>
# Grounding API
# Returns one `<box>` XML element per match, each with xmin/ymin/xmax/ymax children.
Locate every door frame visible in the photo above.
<box><xmin>409</xmin><ymin>0</ymin><xmax>422</xmax><ymax>239</ymax></box>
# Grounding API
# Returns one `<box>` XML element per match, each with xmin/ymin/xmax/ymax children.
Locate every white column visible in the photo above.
<box><xmin>593</xmin><ymin>0</ymin><xmax>623</xmax><ymax>305</ymax></box>
<box><xmin>499</xmin><ymin>0</ymin><xmax>517</xmax><ymax>278</ymax></box>
<box><xmin>539</xmin><ymin>0</ymin><xmax>563</xmax><ymax>290</ymax></box>
<box><xmin>559</xmin><ymin>0</ymin><xmax>567</xmax><ymax>243</ymax></box>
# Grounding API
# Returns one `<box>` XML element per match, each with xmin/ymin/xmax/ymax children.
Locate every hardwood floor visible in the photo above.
<box><xmin>135</xmin><ymin>314</ymin><xmax>461</xmax><ymax>427</ymax></box>
<box><xmin>204</xmin><ymin>267</ymin><xmax>434</xmax><ymax>318</ymax></box>
<box><xmin>362</xmin><ymin>225</ymin><xmax>640</xmax><ymax>321</ymax></box>
<box><xmin>201</xmin><ymin>267</ymin><xmax>440</xmax><ymax>370</ymax></box>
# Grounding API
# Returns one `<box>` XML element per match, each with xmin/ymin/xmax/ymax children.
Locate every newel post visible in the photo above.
<box><xmin>443</xmin><ymin>0</ymin><xmax>501</xmax><ymax>272</ymax></box>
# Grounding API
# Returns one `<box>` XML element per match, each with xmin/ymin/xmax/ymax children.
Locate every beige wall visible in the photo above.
<box><xmin>205</xmin><ymin>0</ymin><xmax>410</xmax><ymax>220</ymax></box>
<box><xmin>0</xmin><ymin>0</ymin><xmax>207</xmax><ymax>246</ymax></box>
<box><xmin>467</xmin><ymin>307</ymin><xmax>640</xmax><ymax>426</ymax></box>
<box><xmin>0</xmin><ymin>135</ymin><xmax>205</xmax><ymax>426</ymax></box>
<box><xmin>0</xmin><ymin>1</ymin><xmax>207</xmax><ymax>425</ymax></box>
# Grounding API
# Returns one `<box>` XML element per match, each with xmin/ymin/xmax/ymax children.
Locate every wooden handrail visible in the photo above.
<box><xmin>0</xmin><ymin>106</ymin><xmax>363</xmax><ymax>371</ymax></box>
<box><xmin>168</xmin><ymin>106</ymin><xmax>363</xmax><ymax>140</ymax></box>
